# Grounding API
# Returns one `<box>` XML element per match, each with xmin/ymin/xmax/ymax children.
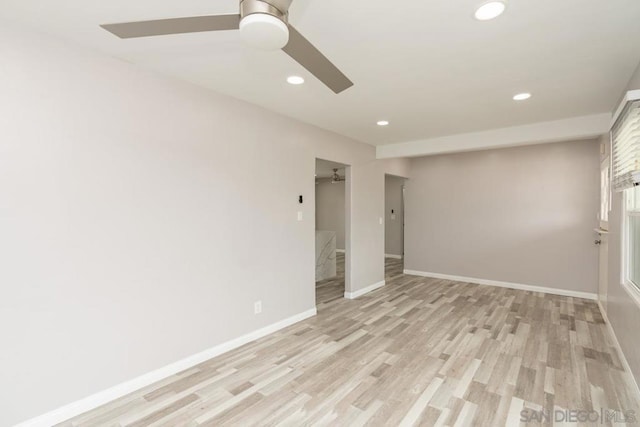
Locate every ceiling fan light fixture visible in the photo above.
<box><xmin>377</xmin><ymin>120</ymin><xmax>390</xmax><ymax>126</ymax></box>
<box><xmin>239</xmin><ymin>13</ymin><xmax>289</xmax><ymax>50</ymax></box>
<box><xmin>474</xmin><ymin>1</ymin><xmax>506</xmax><ymax>20</ymax></box>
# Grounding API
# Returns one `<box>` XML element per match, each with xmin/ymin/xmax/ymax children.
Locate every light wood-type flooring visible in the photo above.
<box><xmin>60</xmin><ymin>262</ymin><xmax>639</xmax><ymax>426</ymax></box>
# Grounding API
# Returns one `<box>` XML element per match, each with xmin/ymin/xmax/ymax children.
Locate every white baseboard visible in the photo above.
<box><xmin>345</xmin><ymin>280</ymin><xmax>385</xmax><ymax>299</ymax></box>
<box><xmin>385</xmin><ymin>254</ymin><xmax>403</xmax><ymax>259</ymax></box>
<box><xmin>597</xmin><ymin>300</ymin><xmax>640</xmax><ymax>402</ymax></box>
<box><xmin>16</xmin><ymin>308</ymin><xmax>317</xmax><ymax>427</ymax></box>
<box><xmin>403</xmin><ymin>269</ymin><xmax>597</xmax><ymax>300</ymax></box>
<box><xmin>335</xmin><ymin>249</ymin><xmax>345</xmax><ymax>253</ymax></box>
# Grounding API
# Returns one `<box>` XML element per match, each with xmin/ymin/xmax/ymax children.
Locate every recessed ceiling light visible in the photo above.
<box><xmin>377</xmin><ymin>120</ymin><xmax>390</xmax><ymax>126</ymax></box>
<box><xmin>513</xmin><ymin>93</ymin><xmax>532</xmax><ymax>101</ymax></box>
<box><xmin>474</xmin><ymin>1</ymin><xmax>506</xmax><ymax>20</ymax></box>
<box><xmin>287</xmin><ymin>76</ymin><xmax>305</xmax><ymax>85</ymax></box>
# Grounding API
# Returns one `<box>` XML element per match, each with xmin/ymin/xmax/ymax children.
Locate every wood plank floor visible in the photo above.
<box><xmin>60</xmin><ymin>265</ymin><xmax>640</xmax><ymax>426</ymax></box>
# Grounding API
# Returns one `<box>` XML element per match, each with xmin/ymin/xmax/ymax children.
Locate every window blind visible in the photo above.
<box><xmin>612</xmin><ymin>96</ymin><xmax>640</xmax><ymax>191</ymax></box>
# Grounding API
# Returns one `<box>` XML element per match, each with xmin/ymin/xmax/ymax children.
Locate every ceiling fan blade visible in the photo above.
<box><xmin>282</xmin><ymin>26</ymin><xmax>353</xmax><ymax>94</ymax></box>
<box><xmin>101</xmin><ymin>15</ymin><xmax>241</xmax><ymax>39</ymax></box>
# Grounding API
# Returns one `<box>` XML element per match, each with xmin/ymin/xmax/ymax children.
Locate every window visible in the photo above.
<box><xmin>625</xmin><ymin>186</ymin><xmax>640</xmax><ymax>291</ymax></box>
<box><xmin>611</xmin><ymin>90</ymin><xmax>640</xmax><ymax>304</ymax></box>
<box><xmin>611</xmin><ymin>93</ymin><xmax>640</xmax><ymax>192</ymax></box>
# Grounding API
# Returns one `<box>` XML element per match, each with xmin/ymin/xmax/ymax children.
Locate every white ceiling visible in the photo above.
<box><xmin>3</xmin><ymin>0</ymin><xmax>640</xmax><ymax>146</ymax></box>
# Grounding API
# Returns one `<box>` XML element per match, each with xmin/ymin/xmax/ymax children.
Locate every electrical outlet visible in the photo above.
<box><xmin>254</xmin><ymin>301</ymin><xmax>262</xmax><ymax>314</ymax></box>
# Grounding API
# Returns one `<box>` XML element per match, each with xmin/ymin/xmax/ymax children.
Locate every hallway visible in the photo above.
<box><xmin>315</xmin><ymin>254</ymin><xmax>404</xmax><ymax>307</ymax></box>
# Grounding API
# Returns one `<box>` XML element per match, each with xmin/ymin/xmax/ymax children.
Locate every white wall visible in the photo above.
<box><xmin>0</xmin><ymin>24</ymin><xmax>408</xmax><ymax>426</ymax></box>
<box><xmin>404</xmin><ymin>139</ymin><xmax>600</xmax><ymax>294</ymax></box>
<box><xmin>315</xmin><ymin>180</ymin><xmax>345</xmax><ymax>249</ymax></box>
<box><xmin>605</xmin><ymin>60</ymin><xmax>640</xmax><ymax>387</ymax></box>
<box><xmin>624</xmin><ymin>61</ymin><xmax>640</xmax><ymax>94</ymax></box>
<box><xmin>385</xmin><ymin>175</ymin><xmax>405</xmax><ymax>257</ymax></box>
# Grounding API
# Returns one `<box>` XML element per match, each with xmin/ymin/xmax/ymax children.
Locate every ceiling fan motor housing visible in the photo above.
<box><xmin>240</xmin><ymin>0</ymin><xmax>288</xmax><ymax>22</ymax></box>
<box><xmin>239</xmin><ymin>0</ymin><xmax>290</xmax><ymax>50</ymax></box>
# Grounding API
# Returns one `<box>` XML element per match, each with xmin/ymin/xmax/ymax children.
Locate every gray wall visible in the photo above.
<box><xmin>605</xmin><ymin>60</ymin><xmax>640</xmax><ymax>387</ymax></box>
<box><xmin>315</xmin><ymin>180</ymin><xmax>346</xmax><ymax>249</ymax></box>
<box><xmin>385</xmin><ymin>175</ymin><xmax>405</xmax><ymax>256</ymax></box>
<box><xmin>0</xmin><ymin>24</ymin><xmax>410</xmax><ymax>426</ymax></box>
<box><xmin>405</xmin><ymin>139</ymin><xmax>600</xmax><ymax>294</ymax></box>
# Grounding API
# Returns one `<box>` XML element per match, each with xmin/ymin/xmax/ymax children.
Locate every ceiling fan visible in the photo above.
<box><xmin>331</xmin><ymin>168</ymin><xmax>345</xmax><ymax>184</ymax></box>
<box><xmin>100</xmin><ymin>0</ymin><xmax>354</xmax><ymax>94</ymax></box>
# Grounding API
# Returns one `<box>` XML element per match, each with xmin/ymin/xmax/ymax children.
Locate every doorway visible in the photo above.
<box><xmin>315</xmin><ymin>158</ymin><xmax>349</xmax><ymax>307</ymax></box>
<box><xmin>385</xmin><ymin>174</ymin><xmax>406</xmax><ymax>279</ymax></box>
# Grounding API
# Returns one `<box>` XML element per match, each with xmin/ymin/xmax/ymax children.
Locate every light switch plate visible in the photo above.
<box><xmin>297</xmin><ymin>211</ymin><xmax>303</xmax><ymax>221</ymax></box>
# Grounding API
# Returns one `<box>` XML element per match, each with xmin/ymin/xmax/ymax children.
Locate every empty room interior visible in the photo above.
<box><xmin>3</xmin><ymin>1</ymin><xmax>640</xmax><ymax>426</ymax></box>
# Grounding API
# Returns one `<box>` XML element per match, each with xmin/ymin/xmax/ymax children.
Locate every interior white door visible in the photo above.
<box><xmin>597</xmin><ymin>157</ymin><xmax>610</xmax><ymax>309</ymax></box>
